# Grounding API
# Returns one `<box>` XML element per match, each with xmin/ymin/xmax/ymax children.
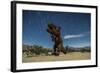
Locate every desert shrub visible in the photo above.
<box><xmin>65</xmin><ymin>45</ymin><xmax>91</xmax><ymax>53</ymax></box>
<box><xmin>23</xmin><ymin>44</ymin><xmax>52</xmax><ymax>56</ymax></box>
<box><xmin>65</xmin><ymin>46</ymin><xmax>77</xmax><ymax>53</ymax></box>
<box><xmin>80</xmin><ymin>48</ymin><xmax>91</xmax><ymax>53</ymax></box>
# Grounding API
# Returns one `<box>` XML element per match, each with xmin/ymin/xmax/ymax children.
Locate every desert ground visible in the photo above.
<box><xmin>22</xmin><ymin>52</ymin><xmax>91</xmax><ymax>63</ymax></box>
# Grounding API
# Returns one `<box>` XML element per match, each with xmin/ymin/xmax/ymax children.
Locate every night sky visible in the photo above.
<box><xmin>22</xmin><ymin>10</ymin><xmax>91</xmax><ymax>48</ymax></box>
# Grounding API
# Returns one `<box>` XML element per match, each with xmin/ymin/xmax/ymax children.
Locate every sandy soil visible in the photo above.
<box><xmin>22</xmin><ymin>52</ymin><xmax>91</xmax><ymax>63</ymax></box>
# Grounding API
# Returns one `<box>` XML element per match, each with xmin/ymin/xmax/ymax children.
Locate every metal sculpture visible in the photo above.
<box><xmin>47</xmin><ymin>23</ymin><xmax>66</xmax><ymax>56</ymax></box>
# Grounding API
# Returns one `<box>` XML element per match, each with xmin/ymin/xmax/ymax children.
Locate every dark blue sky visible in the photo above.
<box><xmin>22</xmin><ymin>10</ymin><xmax>91</xmax><ymax>48</ymax></box>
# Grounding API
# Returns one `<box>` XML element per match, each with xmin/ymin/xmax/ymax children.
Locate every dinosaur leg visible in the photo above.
<box><xmin>52</xmin><ymin>44</ymin><xmax>59</xmax><ymax>56</ymax></box>
<box><xmin>60</xmin><ymin>44</ymin><xmax>67</xmax><ymax>54</ymax></box>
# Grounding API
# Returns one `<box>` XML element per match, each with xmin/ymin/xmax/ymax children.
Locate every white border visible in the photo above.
<box><xmin>16</xmin><ymin>3</ymin><xmax>96</xmax><ymax>70</ymax></box>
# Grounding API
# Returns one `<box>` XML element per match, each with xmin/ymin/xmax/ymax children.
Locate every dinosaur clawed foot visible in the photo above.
<box><xmin>52</xmin><ymin>52</ymin><xmax>60</xmax><ymax>56</ymax></box>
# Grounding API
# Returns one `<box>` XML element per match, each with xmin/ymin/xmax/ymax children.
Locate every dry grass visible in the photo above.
<box><xmin>22</xmin><ymin>52</ymin><xmax>91</xmax><ymax>63</ymax></box>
